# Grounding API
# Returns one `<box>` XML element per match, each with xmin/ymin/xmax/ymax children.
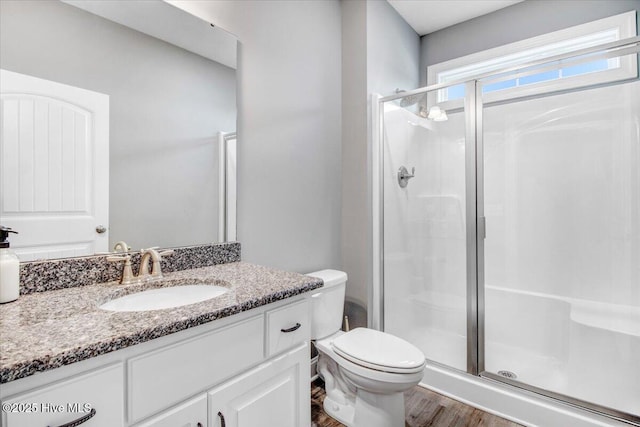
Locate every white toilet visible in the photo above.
<box><xmin>307</xmin><ymin>270</ymin><xmax>426</xmax><ymax>427</ymax></box>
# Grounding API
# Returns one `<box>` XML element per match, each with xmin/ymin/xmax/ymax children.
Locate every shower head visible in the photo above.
<box><xmin>395</xmin><ymin>88</ymin><xmax>425</xmax><ymax>107</ymax></box>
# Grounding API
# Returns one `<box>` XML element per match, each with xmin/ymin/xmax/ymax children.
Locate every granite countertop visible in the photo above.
<box><xmin>0</xmin><ymin>262</ymin><xmax>323</xmax><ymax>383</ymax></box>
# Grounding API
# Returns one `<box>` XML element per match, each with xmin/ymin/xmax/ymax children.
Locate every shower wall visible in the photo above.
<box><xmin>483</xmin><ymin>81</ymin><xmax>640</xmax><ymax>305</ymax></box>
<box><xmin>482</xmin><ymin>80</ymin><xmax>640</xmax><ymax>416</ymax></box>
<box><xmin>383</xmin><ymin>103</ymin><xmax>467</xmax><ymax>371</ymax></box>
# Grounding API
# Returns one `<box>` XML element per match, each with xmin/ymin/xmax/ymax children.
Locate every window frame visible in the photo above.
<box><xmin>426</xmin><ymin>11</ymin><xmax>638</xmax><ymax>108</ymax></box>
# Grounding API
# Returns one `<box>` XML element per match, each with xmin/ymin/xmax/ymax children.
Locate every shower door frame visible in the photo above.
<box><xmin>374</xmin><ymin>35</ymin><xmax>640</xmax><ymax>426</ymax></box>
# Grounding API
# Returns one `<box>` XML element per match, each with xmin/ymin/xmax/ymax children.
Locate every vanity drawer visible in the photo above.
<box><xmin>2</xmin><ymin>364</ymin><xmax>124</xmax><ymax>427</ymax></box>
<box><xmin>133</xmin><ymin>394</ymin><xmax>206</xmax><ymax>427</ymax></box>
<box><xmin>128</xmin><ymin>315</ymin><xmax>264</xmax><ymax>424</ymax></box>
<box><xmin>266</xmin><ymin>299</ymin><xmax>310</xmax><ymax>356</ymax></box>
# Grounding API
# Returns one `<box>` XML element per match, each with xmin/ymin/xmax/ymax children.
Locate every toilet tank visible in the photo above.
<box><xmin>306</xmin><ymin>269</ymin><xmax>347</xmax><ymax>340</ymax></box>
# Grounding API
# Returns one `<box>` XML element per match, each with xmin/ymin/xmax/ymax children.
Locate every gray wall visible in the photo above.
<box><xmin>172</xmin><ymin>1</ymin><xmax>343</xmax><ymax>273</ymax></box>
<box><xmin>367</xmin><ymin>1</ymin><xmax>421</xmax><ymax>96</ymax></box>
<box><xmin>341</xmin><ymin>0</ymin><xmax>420</xmax><ymax>320</ymax></box>
<box><xmin>180</xmin><ymin>0</ymin><xmax>419</xmax><ymax>323</ymax></box>
<box><xmin>0</xmin><ymin>0</ymin><xmax>236</xmax><ymax>250</ymax></box>
<box><xmin>341</xmin><ymin>0</ymin><xmax>369</xmax><ymax>316</ymax></box>
<box><xmin>421</xmin><ymin>0</ymin><xmax>640</xmax><ymax>85</ymax></box>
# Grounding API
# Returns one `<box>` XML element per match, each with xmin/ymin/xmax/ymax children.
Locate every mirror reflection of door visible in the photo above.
<box><xmin>218</xmin><ymin>131</ymin><xmax>237</xmax><ymax>242</ymax></box>
<box><xmin>0</xmin><ymin>69</ymin><xmax>109</xmax><ymax>261</ymax></box>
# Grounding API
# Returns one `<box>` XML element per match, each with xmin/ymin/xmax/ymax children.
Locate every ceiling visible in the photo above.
<box><xmin>387</xmin><ymin>0</ymin><xmax>524</xmax><ymax>36</ymax></box>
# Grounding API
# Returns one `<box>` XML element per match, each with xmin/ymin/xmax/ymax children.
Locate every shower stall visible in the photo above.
<box><xmin>374</xmin><ymin>37</ymin><xmax>640</xmax><ymax>425</ymax></box>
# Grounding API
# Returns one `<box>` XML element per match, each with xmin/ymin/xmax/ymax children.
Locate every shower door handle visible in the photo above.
<box><xmin>478</xmin><ymin>216</ymin><xmax>486</xmax><ymax>240</ymax></box>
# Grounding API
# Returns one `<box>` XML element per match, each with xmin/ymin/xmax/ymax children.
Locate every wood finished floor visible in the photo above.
<box><xmin>311</xmin><ymin>379</ymin><xmax>523</xmax><ymax>427</ymax></box>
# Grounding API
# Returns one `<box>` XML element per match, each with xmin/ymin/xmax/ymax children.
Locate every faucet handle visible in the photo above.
<box><xmin>106</xmin><ymin>254</ymin><xmax>131</xmax><ymax>263</ymax></box>
<box><xmin>151</xmin><ymin>249</ymin><xmax>174</xmax><ymax>278</ymax></box>
<box><xmin>106</xmin><ymin>254</ymin><xmax>135</xmax><ymax>284</ymax></box>
<box><xmin>158</xmin><ymin>249</ymin><xmax>174</xmax><ymax>258</ymax></box>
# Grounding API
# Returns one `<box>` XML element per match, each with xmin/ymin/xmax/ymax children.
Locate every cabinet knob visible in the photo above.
<box><xmin>281</xmin><ymin>322</ymin><xmax>301</xmax><ymax>333</ymax></box>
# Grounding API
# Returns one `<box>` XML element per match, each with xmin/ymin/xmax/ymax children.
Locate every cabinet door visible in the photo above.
<box><xmin>208</xmin><ymin>343</ymin><xmax>309</xmax><ymax>427</ymax></box>
<box><xmin>128</xmin><ymin>315</ymin><xmax>264</xmax><ymax>423</ymax></box>
<box><xmin>2</xmin><ymin>364</ymin><xmax>124</xmax><ymax>427</ymax></box>
<box><xmin>134</xmin><ymin>395</ymin><xmax>206</xmax><ymax>427</ymax></box>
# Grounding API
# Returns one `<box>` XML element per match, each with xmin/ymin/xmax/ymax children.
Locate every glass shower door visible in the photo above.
<box><xmin>481</xmin><ymin>74</ymin><xmax>640</xmax><ymax>418</ymax></box>
<box><xmin>382</xmin><ymin>86</ymin><xmax>472</xmax><ymax>372</ymax></box>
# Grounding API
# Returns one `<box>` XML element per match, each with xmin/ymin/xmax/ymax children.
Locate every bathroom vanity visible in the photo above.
<box><xmin>0</xmin><ymin>260</ymin><xmax>322</xmax><ymax>427</ymax></box>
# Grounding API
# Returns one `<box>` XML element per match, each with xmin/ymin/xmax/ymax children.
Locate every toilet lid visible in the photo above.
<box><xmin>332</xmin><ymin>328</ymin><xmax>426</xmax><ymax>373</ymax></box>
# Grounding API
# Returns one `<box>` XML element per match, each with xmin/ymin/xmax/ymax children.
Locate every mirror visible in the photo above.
<box><xmin>0</xmin><ymin>0</ymin><xmax>237</xmax><ymax>261</ymax></box>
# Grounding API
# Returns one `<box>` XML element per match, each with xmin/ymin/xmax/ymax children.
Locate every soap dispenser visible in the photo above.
<box><xmin>0</xmin><ymin>225</ymin><xmax>19</xmax><ymax>303</ymax></box>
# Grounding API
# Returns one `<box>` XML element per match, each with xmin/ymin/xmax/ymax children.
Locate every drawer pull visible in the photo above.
<box><xmin>49</xmin><ymin>408</ymin><xmax>96</xmax><ymax>427</ymax></box>
<box><xmin>218</xmin><ymin>411</ymin><xmax>226</xmax><ymax>427</ymax></box>
<box><xmin>280</xmin><ymin>323</ymin><xmax>301</xmax><ymax>333</ymax></box>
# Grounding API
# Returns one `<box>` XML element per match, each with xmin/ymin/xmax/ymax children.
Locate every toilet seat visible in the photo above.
<box><xmin>331</xmin><ymin>328</ymin><xmax>426</xmax><ymax>374</ymax></box>
<box><xmin>316</xmin><ymin>332</ymin><xmax>425</xmax><ymax>388</ymax></box>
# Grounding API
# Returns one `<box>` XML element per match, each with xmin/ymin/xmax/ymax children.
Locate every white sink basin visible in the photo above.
<box><xmin>99</xmin><ymin>284</ymin><xmax>229</xmax><ymax>312</ymax></box>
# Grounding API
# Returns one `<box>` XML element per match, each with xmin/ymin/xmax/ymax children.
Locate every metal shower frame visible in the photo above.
<box><xmin>372</xmin><ymin>35</ymin><xmax>640</xmax><ymax>425</ymax></box>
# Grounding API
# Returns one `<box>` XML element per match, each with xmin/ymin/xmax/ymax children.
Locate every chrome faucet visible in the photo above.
<box><xmin>138</xmin><ymin>247</ymin><xmax>174</xmax><ymax>280</ymax></box>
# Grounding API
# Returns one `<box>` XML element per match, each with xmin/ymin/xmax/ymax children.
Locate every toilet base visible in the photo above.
<box><xmin>323</xmin><ymin>388</ymin><xmax>406</xmax><ymax>427</ymax></box>
<box><xmin>353</xmin><ymin>390</ymin><xmax>406</xmax><ymax>427</ymax></box>
<box><xmin>323</xmin><ymin>394</ymin><xmax>356</xmax><ymax>426</ymax></box>
<box><xmin>317</xmin><ymin>344</ymin><xmax>410</xmax><ymax>427</ymax></box>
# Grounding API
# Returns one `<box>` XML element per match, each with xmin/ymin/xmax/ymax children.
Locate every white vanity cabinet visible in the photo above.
<box><xmin>0</xmin><ymin>297</ymin><xmax>311</xmax><ymax>427</ymax></box>
<box><xmin>2</xmin><ymin>364</ymin><xmax>124</xmax><ymax>427</ymax></box>
<box><xmin>208</xmin><ymin>343</ymin><xmax>309</xmax><ymax>427</ymax></box>
<box><xmin>128</xmin><ymin>315</ymin><xmax>264</xmax><ymax>424</ymax></box>
<box><xmin>133</xmin><ymin>395</ymin><xmax>207</xmax><ymax>427</ymax></box>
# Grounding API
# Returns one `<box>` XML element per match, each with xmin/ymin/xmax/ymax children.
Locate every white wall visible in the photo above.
<box><xmin>170</xmin><ymin>1</ymin><xmax>342</xmax><ymax>273</ymax></box>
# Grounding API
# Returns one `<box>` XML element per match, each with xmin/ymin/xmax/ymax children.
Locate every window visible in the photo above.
<box><xmin>427</xmin><ymin>11</ymin><xmax>637</xmax><ymax>104</ymax></box>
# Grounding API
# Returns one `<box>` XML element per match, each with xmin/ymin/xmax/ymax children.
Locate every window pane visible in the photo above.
<box><xmin>446</xmin><ymin>84</ymin><xmax>465</xmax><ymax>100</ymax></box>
<box><xmin>483</xmin><ymin>79</ymin><xmax>517</xmax><ymax>93</ymax></box>
<box><xmin>519</xmin><ymin>70</ymin><xmax>560</xmax><ymax>85</ymax></box>
<box><xmin>562</xmin><ymin>59</ymin><xmax>610</xmax><ymax>77</ymax></box>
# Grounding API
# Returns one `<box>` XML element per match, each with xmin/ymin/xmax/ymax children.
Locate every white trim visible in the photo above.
<box><xmin>217</xmin><ymin>131</ymin><xmax>237</xmax><ymax>242</ymax></box>
<box><xmin>218</xmin><ymin>131</ymin><xmax>227</xmax><ymax>241</ymax></box>
<box><xmin>420</xmin><ymin>364</ymin><xmax>633</xmax><ymax>427</ymax></box>
<box><xmin>427</xmin><ymin>11</ymin><xmax>637</xmax><ymax>107</ymax></box>
<box><xmin>370</xmin><ymin>93</ymin><xmax>382</xmax><ymax>331</ymax></box>
<box><xmin>225</xmin><ymin>133</ymin><xmax>237</xmax><ymax>242</ymax></box>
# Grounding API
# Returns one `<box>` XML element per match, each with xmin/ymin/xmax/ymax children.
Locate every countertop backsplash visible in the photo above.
<box><xmin>18</xmin><ymin>242</ymin><xmax>241</xmax><ymax>295</ymax></box>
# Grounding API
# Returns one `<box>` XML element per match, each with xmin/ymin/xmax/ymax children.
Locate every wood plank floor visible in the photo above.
<box><xmin>311</xmin><ymin>379</ymin><xmax>523</xmax><ymax>427</ymax></box>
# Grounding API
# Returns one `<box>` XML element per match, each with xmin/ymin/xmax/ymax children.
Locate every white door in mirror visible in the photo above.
<box><xmin>0</xmin><ymin>69</ymin><xmax>109</xmax><ymax>261</ymax></box>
